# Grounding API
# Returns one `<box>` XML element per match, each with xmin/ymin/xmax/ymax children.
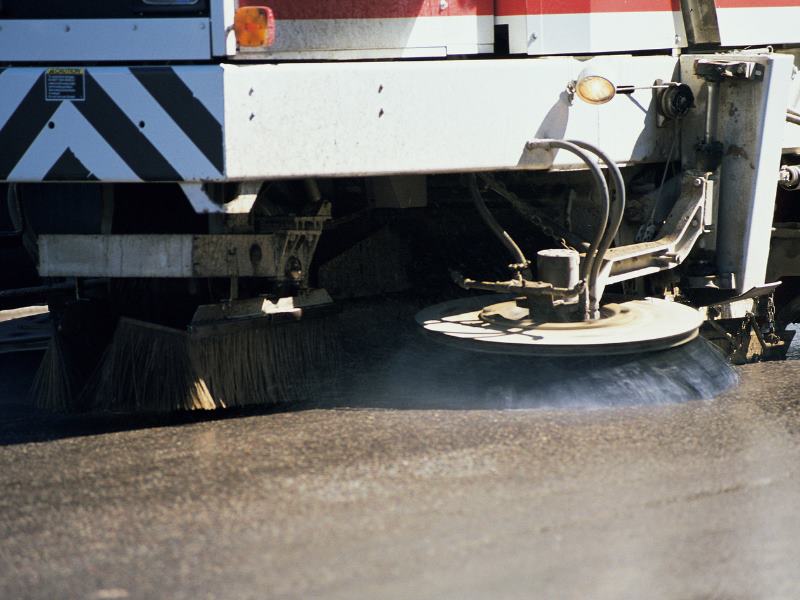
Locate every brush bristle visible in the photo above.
<box><xmin>30</xmin><ymin>334</ymin><xmax>74</xmax><ymax>412</ymax></box>
<box><xmin>86</xmin><ymin>319</ymin><xmax>215</xmax><ymax>412</ymax></box>
<box><xmin>192</xmin><ymin>317</ymin><xmax>339</xmax><ymax>408</ymax></box>
<box><xmin>82</xmin><ymin>315</ymin><xmax>340</xmax><ymax>413</ymax></box>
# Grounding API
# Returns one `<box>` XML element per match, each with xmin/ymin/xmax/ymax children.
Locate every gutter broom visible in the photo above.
<box><xmin>33</xmin><ymin>290</ymin><xmax>338</xmax><ymax>413</ymax></box>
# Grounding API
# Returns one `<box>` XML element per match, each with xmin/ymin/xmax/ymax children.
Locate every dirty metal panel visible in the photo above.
<box><xmin>191</xmin><ymin>234</ymin><xmax>278</xmax><ymax>278</ymax></box>
<box><xmin>39</xmin><ymin>234</ymin><xmax>193</xmax><ymax>277</ymax></box>
<box><xmin>38</xmin><ymin>234</ymin><xmax>278</xmax><ymax>278</ymax></box>
<box><xmin>223</xmin><ymin>55</ymin><xmax>680</xmax><ymax>179</ymax></box>
<box><xmin>681</xmin><ymin>52</ymin><xmax>795</xmax><ymax>295</ymax></box>
<box><xmin>238</xmin><ymin>0</ymin><xmax>493</xmax><ymax>59</ymax></box>
<box><xmin>495</xmin><ymin>0</ymin><xmax>686</xmax><ymax>55</ymax></box>
<box><xmin>679</xmin><ymin>0</ymin><xmax>721</xmax><ymax>44</ymax></box>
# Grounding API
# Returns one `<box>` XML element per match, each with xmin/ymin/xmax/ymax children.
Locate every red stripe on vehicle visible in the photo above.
<box><xmin>241</xmin><ymin>0</ymin><xmax>678</xmax><ymax>19</ymax></box>
<box><xmin>497</xmin><ymin>0</ymin><xmax>679</xmax><ymax>16</ymax></box>
<box><xmin>715</xmin><ymin>0</ymin><xmax>800</xmax><ymax>7</ymax></box>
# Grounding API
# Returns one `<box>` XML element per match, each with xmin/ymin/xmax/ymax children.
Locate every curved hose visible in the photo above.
<box><xmin>468</xmin><ymin>173</ymin><xmax>530</xmax><ymax>276</ymax></box>
<box><xmin>568</xmin><ymin>140</ymin><xmax>626</xmax><ymax>314</ymax></box>
<box><xmin>467</xmin><ymin>140</ymin><xmax>617</xmax><ymax>320</ymax></box>
<box><xmin>529</xmin><ymin>140</ymin><xmax>611</xmax><ymax>317</ymax></box>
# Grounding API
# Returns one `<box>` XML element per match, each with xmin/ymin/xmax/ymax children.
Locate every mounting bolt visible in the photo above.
<box><xmin>693</xmin><ymin>177</ymin><xmax>704</xmax><ymax>187</ymax></box>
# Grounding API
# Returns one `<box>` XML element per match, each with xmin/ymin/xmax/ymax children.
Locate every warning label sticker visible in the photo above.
<box><xmin>45</xmin><ymin>68</ymin><xmax>86</xmax><ymax>102</ymax></box>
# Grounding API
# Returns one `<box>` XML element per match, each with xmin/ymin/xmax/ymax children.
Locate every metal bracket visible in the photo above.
<box><xmin>593</xmin><ymin>171</ymin><xmax>715</xmax><ymax>299</ymax></box>
<box><xmin>452</xmin><ymin>270</ymin><xmax>584</xmax><ymax>300</ymax></box>
<box><xmin>695</xmin><ymin>59</ymin><xmax>765</xmax><ymax>82</ymax></box>
<box><xmin>706</xmin><ymin>282</ymin><xmax>782</xmax><ymax>307</ymax></box>
<box><xmin>679</xmin><ymin>0</ymin><xmax>721</xmax><ymax>45</ymax></box>
<box><xmin>180</xmin><ymin>182</ymin><xmax>260</xmax><ymax>215</ymax></box>
<box><xmin>190</xmin><ymin>288</ymin><xmax>334</xmax><ymax>333</ymax></box>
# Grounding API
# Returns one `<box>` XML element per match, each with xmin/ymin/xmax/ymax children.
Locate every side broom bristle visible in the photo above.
<box><xmin>84</xmin><ymin>315</ymin><xmax>339</xmax><ymax>413</ymax></box>
<box><xmin>30</xmin><ymin>334</ymin><xmax>74</xmax><ymax>412</ymax></box>
<box><xmin>86</xmin><ymin>319</ymin><xmax>215</xmax><ymax>413</ymax></box>
<box><xmin>190</xmin><ymin>316</ymin><xmax>339</xmax><ymax>408</ymax></box>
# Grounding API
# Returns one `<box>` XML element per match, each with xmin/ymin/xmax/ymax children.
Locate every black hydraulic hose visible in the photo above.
<box><xmin>568</xmin><ymin>140</ymin><xmax>626</xmax><ymax>314</ymax></box>
<box><xmin>5</xmin><ymin>183</ymin><xmax>38</xmax><ymax>263</ymax></box>
<box><xmin>468</xmin><ymin>173</ymin><xmax>530</xmax><ymax>274</ymax></box>
<box><xmin>528</xmin><ymin>139</ymin><xmax>610</xmax><ymax>316</ymax></box>
<box><xmin>5</xmin><ymin>183</ymin><xmax>22</xmax><ymax>235</ymax></box>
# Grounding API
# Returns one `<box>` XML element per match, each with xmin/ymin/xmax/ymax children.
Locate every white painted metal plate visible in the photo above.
<box><xmin>0</xmin><ymin>19</ymin><xmax>212</xmax><ymax>62</ymax></box>
<box><xmin>223</xmin><ymin>55</ymin><xmax>680</xmax><ymax>179</ymax></box>
<box><xmin>714</xmin><ymin>1</ymin><xmax>800</xmax><ymax>47</ymax></box>
<box><xmin>38</xmin><ymin>234</ymin><xmax>279</xmax><ymax>278</ymax></box>
<box><xmin>39</xmin><ymin>235</ymin><xmax>194</xmax><ymax>278</ymax></box>
<box><xmin>495</xmin><ymin>0</ymin><xmax>686</xmax><ymax>55</ymax></box>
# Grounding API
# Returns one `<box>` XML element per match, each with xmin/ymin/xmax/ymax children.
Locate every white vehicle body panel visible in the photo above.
<box><xmin>0</xmin><ymin>56</ymin><xmax>684</xmax><ymax>182</ymax></box>
<box><xmin>497</xmin><ymin>10</ymin><xmax>687</xmax><ymax>55</ymax></box>
<box><xmin>245</xmin><ymin>16</ymin><xmax>494</xmax><ymax>60</ymax></box>
<box><xmin>715</xmin><ymin>2</ymin><xmax>800</xmax><ymax>47</ymax></box>
<box><xmin>222</xmin><ymin>56</ymin><xmax>679</xmax><ymax>179</ymax></box>
<box><xmin>0</xmin><ymin>18</ymin><xmax>212</xmax><ymax>62</ymax></box>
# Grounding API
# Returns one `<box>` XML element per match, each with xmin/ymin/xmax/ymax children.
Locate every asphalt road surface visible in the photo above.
<box><xmin>2</xmin><ymin>303</ymin><xmax>800</xmax><ymax>599</ymax></box>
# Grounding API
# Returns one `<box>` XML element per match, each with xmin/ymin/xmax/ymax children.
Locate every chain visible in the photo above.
<box><xmin>478</xmin><ymin>174</ymin><xmax>577</xmax><ymax>250</ymax></box>
<box><xmin>729</xmin><ymin>311</ymin><xmax>754</xmax><ymax>361</ymax></box>
<box><xmin>528</xmin><ymin>212</ymin><xmax>571</xmax><ymax>250</ymax></box>
<box><xmin>739</xmin><ymin>312</ymin><xmax>752</xmax><ymax>339</ymax></box>
<box><xmin>765</xmin><ymin>293</ymin><xmax>781</xmax><ymax>344</ymax></box>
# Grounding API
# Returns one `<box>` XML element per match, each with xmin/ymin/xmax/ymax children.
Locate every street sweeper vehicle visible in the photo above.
<box><xmin>3</xmin><ymin>0</ymin><xmax>800</xmax><ymax>412</ymax></box>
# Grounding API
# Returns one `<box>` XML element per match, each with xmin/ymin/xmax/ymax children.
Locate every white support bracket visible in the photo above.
<box><xmin>594</xmin><ymin>170</ymin><xmax>715</xmax><ymax>300</ymax></box>
<box><xmin>180</xmin><ymin>182</ymin><xmax>259</xmax><ymax>215</ymax></box>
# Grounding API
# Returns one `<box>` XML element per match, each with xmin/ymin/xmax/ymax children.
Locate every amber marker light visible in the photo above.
<box><xmin>567</xmin><ymin>59</ymin><xmax>622</xmax><ymax>106</ymax></box>
<box><xmin>234</xmin><ymin>6</ymin><xmax>276</xmax><ymax>48</ymax></box>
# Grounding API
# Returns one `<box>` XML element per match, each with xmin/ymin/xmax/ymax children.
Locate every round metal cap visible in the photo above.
<box><xmin>416</xmin><ymin>295</ymin><xmax>703</xmax><ymax>357</ymax></box>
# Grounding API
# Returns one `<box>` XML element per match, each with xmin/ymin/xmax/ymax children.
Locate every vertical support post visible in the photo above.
<box><xmin>679</xmin><ymin>0</ymin><xmax>721</xmax><ymax>45</ymax></box>
<box><xmin>681</xmin><ymin>53</ymin><xmax>794</xmax><ymax>296</ymax></box>
<box><xmin>211</xmin><ymin>0</ymin><xmax>236</xmax><ymax>57</ymax></box>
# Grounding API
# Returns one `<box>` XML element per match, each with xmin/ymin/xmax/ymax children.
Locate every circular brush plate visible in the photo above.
<box><xmin>415</xmin><ymin>295</ymin><xmax>703</xmax><ymax>357</ymax></box>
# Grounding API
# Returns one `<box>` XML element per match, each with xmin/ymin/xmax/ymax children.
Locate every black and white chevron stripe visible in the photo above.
<box><xmin>0</xmin><ymin>66</ymin><xmax>223</xmax><ymax>182</ymax></box>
